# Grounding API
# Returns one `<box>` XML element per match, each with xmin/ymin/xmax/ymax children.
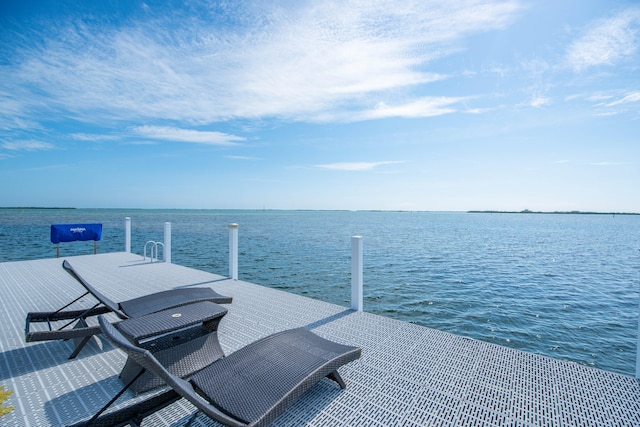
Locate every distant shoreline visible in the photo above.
<box><xmin>0</xmin><ymin>207</ymin><xmax>77</xmax><ymax>210</ymax></box>
<box><xmin>0</xmin><ymin>207</ymin><xmax>638</xmax><ymax>215</ymax></box>
<box><xmin>468</xmin><ymin>210</ymin><xmax>640</xmax><ymax>216</ymax></box>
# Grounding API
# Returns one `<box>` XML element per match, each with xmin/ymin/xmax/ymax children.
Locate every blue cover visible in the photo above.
<box><xmin>51</xmin><ymin>223</ymin><xmax>102</xmax><ymax>244</ymax></box>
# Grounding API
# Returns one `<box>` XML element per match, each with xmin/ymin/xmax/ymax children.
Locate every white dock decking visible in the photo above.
<box><xmin>1</xmin><ymin>252</ymin><xmax>639</xmax><ymax>426</ymax></box>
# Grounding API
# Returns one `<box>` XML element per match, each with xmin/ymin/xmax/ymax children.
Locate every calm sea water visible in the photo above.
<box><xmin>1</xmin><ymin>208</ymin><xmax>638</xmax><ymax>375</ymax></box>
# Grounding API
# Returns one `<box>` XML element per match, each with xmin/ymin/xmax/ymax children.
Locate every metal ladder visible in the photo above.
<box><xmin>143</xmin><ymin>240</ymin><xmax>165</xmax><ymax>262</ymax></box>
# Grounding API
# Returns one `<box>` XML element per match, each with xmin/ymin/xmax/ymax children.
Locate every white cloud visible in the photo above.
<box><xmin>3</xmin><ymin>0</ymin><xmax>523</xmax><ymax>125</ymax></box>
<box><xmin>226</xmin><ymin>155</ymin><xmax>261</xmax><ymax>160</ymax></box>
<box><xmin>566</xmin><ymin>7</ymin><xmax>640</xmax><ymax>72</ymax></box>
<box><xmin>585</xmin><ymin>94</ymin><xmax>614</xmax><ymax>103</ymax></box>
<box><xmin>70</xmin><ymin>133</ymin><xmax>119</xmax><ymax>141</ymax></box>
<box><xmin>605</xmin><ymin>91</ymin><xmax>640</xmax><ymax>107</ymax></box>
<box><xmin>131</xmin><ymin>126</ymin><xmax>245</xmax><ymax>145</ymax></box>
<box><xmin>0</xmin><ymin>89</ymin><xmax>41</xmax><ymax>131</ymax></box>
<box><xmin>1</xmin><ymin>140</ymin><xmax>55</xmax><ymax>151</ymax></box>
<box><xmin>589</xmin><ymin>162</ymin><xmax>627</xmax><ymax>166</ymax></box>
<box><xmin>359</xmin><ymin>97</ymin><xmax>464</xmax><ymax>120</ymax></box>
<box><xmin>568</xmin><ymin>90</ymin><xmax>640</xmax><ymax>116</ymax></box>
<box><xmin>529</xmin><ymin>96</ymin><xmax>552</xmax><ymax>108</ymax></box>
<box><xmin>465</xmin><ymin>108</ymin><xmax>491</xmax><ymax>114</ymax></box>
<box><xmin>315</xmin><ymin>161</ymin><xmax>405</xmax><ymax>171</ymax></box>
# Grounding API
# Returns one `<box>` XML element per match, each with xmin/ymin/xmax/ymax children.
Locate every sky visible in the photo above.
<box><xmin>1</xmin><ymin>0</ymin><xmax>639</xmax><ymax>212</ymax></box>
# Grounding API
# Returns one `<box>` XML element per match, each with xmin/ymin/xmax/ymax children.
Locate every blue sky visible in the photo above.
<box><xmin>1</xmin><ymin>0</ymin><xmax>639</xmax><ymax>211</ymax></box>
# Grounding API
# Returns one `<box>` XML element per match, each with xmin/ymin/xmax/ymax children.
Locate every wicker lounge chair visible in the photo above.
<box><xmin>74</xmin><ymin>315</ymin><xmax>361</xmax><ymax>427</ymax></box>
<box><xmin>25</xmin><ymin>260</ymin><xmax>232</xmax><ymax>358</ymax></box>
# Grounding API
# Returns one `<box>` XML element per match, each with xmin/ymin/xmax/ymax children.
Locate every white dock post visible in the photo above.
<box><xmin>351</xmin><ymin>236</ymin><xmax>363</xmax><ymax>311</ymax></box>
<box><xmin>229</xmin><ymin>223</ymin><xmax>239</xmax><ymax>280</ymax></box>
<box><xmin>124</xmin><ymin>217</ymin><xmax>131</xmax><ymax>253</ymax></box>
<box><xmin>164</xmin><ymin>222</ymin><xmax>171</xmax><ymax>263</ymax></box>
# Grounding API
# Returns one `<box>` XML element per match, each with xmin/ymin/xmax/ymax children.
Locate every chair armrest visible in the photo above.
<box><xmin>116</xmin><ymin>301</ymin><xmax>227</xmax><ymax>342</ymax></box>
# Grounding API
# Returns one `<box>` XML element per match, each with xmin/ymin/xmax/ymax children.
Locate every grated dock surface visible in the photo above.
<box><xmin>1</xmin><ymin>252</ymin><xmax>639</xmax><ymax>426</ymax></box>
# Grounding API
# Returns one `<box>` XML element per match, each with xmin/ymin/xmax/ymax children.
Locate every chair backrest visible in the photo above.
<box><xmin>97</xmin><ymin>315</ymin><xmax>246</xmax><ymax>427</ymax></box>
<box><xmin>62</xmin><ymin>260</ymin><xmax>121</xmax><ymax>315</ymax></box>
<box><xmin>98</xmin><ymin>315</ymin><xmax>163</xmax><ymax>371</ymax></box>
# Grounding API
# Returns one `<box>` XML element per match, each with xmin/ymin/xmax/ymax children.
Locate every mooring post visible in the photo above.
<box><xmin>164</xmin><ymin>222</ymin><xmax>171</xmax><ymax>263</ymax></box>
<box><xmin>229</xmin><ymin>223</ymin><xmax>239</xmax><ymax>280</ymax></box>
<box><xmin>351</xmin><ymin>236</ymin><xmax>363</xmax><ymax>311</ymax></box>
<box><xmin>124</xmin><ymin>217</ymin><xmax>131</xmax><ymax>253</ymax></box>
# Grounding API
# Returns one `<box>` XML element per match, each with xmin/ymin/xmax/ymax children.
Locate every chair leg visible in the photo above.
<box><xmin>82</xmin><ymin>369</ymin><xmax>146</xmax><ymax>426</ymax></box>
<box><xmin>68</xmin><ymin>318</ymin><xmax>92</xmax><ymax>359</ymax></box>
<box><xmin>184</xmin><ymin>410</ymin><xmax>202</xmax><ymax>427</ymax></box>
<box><xmin>327</xmin><ymin>371</ymin><xmax>347</xmax><ymax>389</ymax></box>
<box><xmin>67</xmin><ymin>389</ymin><xmax>180</xmax><ymax>427</ymax></box>
<box><xmin>68</xmin><ymin>336</ymin><xmax>92</xmax><ymax>359</ymax></box>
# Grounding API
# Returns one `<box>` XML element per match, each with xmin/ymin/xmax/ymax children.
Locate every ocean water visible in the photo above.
<box><xmin>1</xmin><ymin>208</ymin><xmax>638</xmax><ymax>376</ymax></box>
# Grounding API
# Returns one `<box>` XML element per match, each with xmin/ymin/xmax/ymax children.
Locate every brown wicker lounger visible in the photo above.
<box><xmin>25</xmin><ymin>260</ymin><xmax>232</xmax><ymax>358</ymax></box>
<box><xmin>70</xmin><ymin>316</ymin><xmax>361</xmax><ymax>427</ymax></box>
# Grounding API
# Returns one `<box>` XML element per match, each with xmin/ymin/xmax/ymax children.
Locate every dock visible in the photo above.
<box><xmin>1</xmin><ymin>252</ymin><xmax>640</xmax><ymax>426</ymax></box>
